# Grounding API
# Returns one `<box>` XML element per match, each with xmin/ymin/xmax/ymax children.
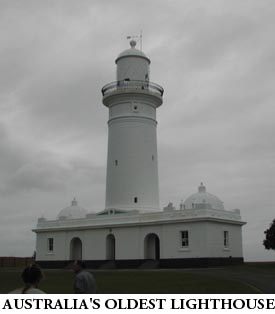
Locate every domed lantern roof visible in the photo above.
<box><xmin>115</xmin><ymin>40</ymin><xmax>150</xmax><ymax>63</ymax></box>
<box><xmin>57</xmin><ymin>198</ymin><xmax>87</xmax><ymax>220</ymax></box>
<box><xmin>183</xmin><ymin>183</ymin><xmax>224</xmax><ymax>210</ymax></box>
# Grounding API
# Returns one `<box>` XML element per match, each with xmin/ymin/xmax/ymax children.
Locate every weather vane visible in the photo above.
<box><xmin>127</xmin><ymin>30</ymin><xmax>143</xmax><ymax>51</ymax></box>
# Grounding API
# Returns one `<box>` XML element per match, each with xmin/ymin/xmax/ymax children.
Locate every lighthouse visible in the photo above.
<box><xmin>102</xmin><ymin>40</ymin><xmax>164</xmax><ymax>212</ymax></box>
<box><xmin>34</xmin><ymin>39</ymin><xmax>245</xmax><ymax>268</ymax></box>
<box><xmin>34</xmin><ymin>40</ymin><xmax>245</xmax><ymax>269</ymax></box>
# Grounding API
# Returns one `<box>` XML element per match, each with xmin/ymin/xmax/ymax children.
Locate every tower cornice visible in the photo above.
<box><xmin>102</xmin><ymin>80</ymin><xmax>163</xmax><ymax>97</ymax></box>
<box><xmin>102</xmin><ymin>85</ymin><xmax>163</xmax><ymax>108</ymax></box>
<box><xmin>108</xmin><ymin>115</ymin><xmax>157</xmax><ymax>126</ymax></box>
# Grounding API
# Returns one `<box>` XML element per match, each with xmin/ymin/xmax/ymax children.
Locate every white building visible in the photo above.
<box><xmin>33</xmin><ymin>41</ymin><xmax>245</xmax><ymax>268</ymax></box>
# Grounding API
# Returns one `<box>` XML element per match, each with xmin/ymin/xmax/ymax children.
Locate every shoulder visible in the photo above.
<box><xmin>9</xmin><ymin>288</ymin><xmax>23</xmax><ymax>294</ymax></box>
<box><xmin>77</xmin><ymin>270</ymin><xmax>90</xmax><ymax>277</ymax></box>
<box><xmin>9</xmin><ymin>288</ymin><xmax>45</xmax><ymax>294</ymax></box>
<box><xmin>25</xmin><ymin>288</ymin><xmax>45</xmax><ymax>294</ymax></box>
<box><xmin>83</xmin><ymin>270</ymin><xmax>95</xmax><ymax>278</ymax></box>
<box><xmin>9</xmin><ymin>287</ymin><xmax>45</xmax><ymax>294</ymax></box>
<box><xmin>76</xmin><ymin>270</ymin><xmax>94</xmax><ymax>280</ymax></box>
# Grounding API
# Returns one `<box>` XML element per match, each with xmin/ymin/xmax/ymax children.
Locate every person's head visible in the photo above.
<box><xmin>72</xmin><ymin>260</ymin><xmax>86</xmax><ymax>273</ymax></box>
<box><xmin>21</xmin><ymin>264</ymin><xmax>43</xmax><ymax>287</ymax></box>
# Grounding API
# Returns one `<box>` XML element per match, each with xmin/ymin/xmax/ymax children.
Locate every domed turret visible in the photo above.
<box><xmin>184</xmin><ymin>183</ymin><xmax>224</xmax><ymax>210</ymax></box>
<box><xmin>57</xmin><ymin>198</ymin><xmax>87</xmax><ymax>220</ymax></box>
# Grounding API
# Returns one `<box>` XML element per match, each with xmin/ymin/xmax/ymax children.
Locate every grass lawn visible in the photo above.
<box><xmin>1</xmin><ymin>263</ymin><xmax>269</xmax><ymax>294</ymax></box>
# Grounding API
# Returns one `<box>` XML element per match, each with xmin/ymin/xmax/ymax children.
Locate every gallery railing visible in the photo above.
<box><xmin>102</xmin><ymin>80</ymin><xmax>164</xmax><ymax>97</ymax></box>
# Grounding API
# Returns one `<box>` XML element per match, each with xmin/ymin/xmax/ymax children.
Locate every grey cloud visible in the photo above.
<box><xmin>4</xmin><ymin>161</ymin><xmax>69</xmax><ymax>194</ymax></box>
<box><xmin>0</xmin><ymin>124</ymin><xmax>30</xmax><ymax>175</ymax></box>
<box><xmin>2</xmin><ymin>152</ymin><xmax>105</xmax><ymax>196</ymax></box>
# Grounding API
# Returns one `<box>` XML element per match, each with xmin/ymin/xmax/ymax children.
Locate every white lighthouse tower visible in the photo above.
<box><xmin>102</xmin><ymin>40</ymin><xmax>164</xmax><ymax>212</ymax></box>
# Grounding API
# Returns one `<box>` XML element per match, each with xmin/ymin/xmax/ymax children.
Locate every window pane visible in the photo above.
<box><xmin>48</xmin><ymin>238</ymin><xmax>54</xmax><ymax>251</ymax></box>
<box><xmin>181</xmin><ymin>231</ymin><xmax>189</xmax><ymax>247</ymax></box>
<box><xmin>224</xmin><ymin>231</ymin><xmax>229</xmax><ymax>247</ymax></box>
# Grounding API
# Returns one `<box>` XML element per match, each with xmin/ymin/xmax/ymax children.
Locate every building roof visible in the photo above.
<box><xmin>184</xmin><ymin>183</ymin><xmax>224</xmax><ymax>210</ymax></box>
<box><xmin>57</xmin><ymin>198</ymin><xmax>87</xmax><ymax>220</ymax></box>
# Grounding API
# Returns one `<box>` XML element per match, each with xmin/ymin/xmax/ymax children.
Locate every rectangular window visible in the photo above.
<box><xmin>181</xmin><ymin>231</ymin><xmax>189</xmax><ymax>247</ymax></box>
<box><xmin>134</xmin><ymin>197</ymin><xmax>138</xmax><ymax>203</ymax></box>
<box><xmin>47</xmin><ymin>238</ymin><xmax>54</xmax><ymax>252</ymax></box>
<box><xmin>224</xmin><ymin>231</ymin><xmax>229</xmax><ymax>248</ymax></box>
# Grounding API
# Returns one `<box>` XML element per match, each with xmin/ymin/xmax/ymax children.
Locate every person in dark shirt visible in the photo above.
<box><xmin>72</xmin><ymin>260</ymin><xmax>96</xmax><ymax>294</ymax></box>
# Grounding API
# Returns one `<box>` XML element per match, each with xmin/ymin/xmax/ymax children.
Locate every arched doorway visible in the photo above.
<box><xmin>70</xmin><ymin>237</ymin><xmax>82</xmax><ymax>260</ymax></box>
<box><xmin>144</xmin><ymin>233</ymin><xmax>160</xmax><ymax>260</ymax></box>
<box><xmin>106</xmin><ymin>234</ymin><xmax>115</xmax><ymax>260</ymax></box>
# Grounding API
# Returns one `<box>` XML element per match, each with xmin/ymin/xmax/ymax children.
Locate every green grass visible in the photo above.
<box><xmin>229</xmin><ymin>262</ymin><xmax>275</xmax><ymax>274</ymax></box>
<box><xmin>0</xmin><ymin>266</ymin><xmax>263</xmax><ymax>294</ymax></box>
<box><xmin>93</xmin><ymin>270</ymin><xmax>258</xmax><ymax>294</ymax></box>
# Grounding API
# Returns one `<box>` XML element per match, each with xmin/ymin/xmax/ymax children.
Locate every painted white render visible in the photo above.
<box><xmin>34</xmin><ymin>199</ymin><xmax>244</xmax><ymax>262</ymax></box>
<box><xmin>103</xmin><ymin>40</ymin><xmax>163</xmax><ymax>212</ymax></box>
<box><xmin>116</xmin><ymin>40</ymin><xmax>150</xmax><ymax>82</ymax></box>
<box><xmin>33</xmin><ymin>42</ymin><xmax>246</xmax><ymax>267</ymax></box>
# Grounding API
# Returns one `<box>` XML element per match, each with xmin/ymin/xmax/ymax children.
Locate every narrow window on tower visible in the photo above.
<box><xmin>47</xmin><ymin>238</ymin><xmax>54</xmax><ymax>252</ymax></box>
<box><xmin>152</xmin><ymin>155</ymin><xmax>154</xmax><ymax>161</ymax></box>
<box><xmin>115</xmin><ymin>160</ymin><xmax>118</xmax><ymax>166</ymax></box>
<box><xmin>134</xmin><ymin>197</ymin><xmax>138</xmax><ymax>203</ymax></box>
<box><xmin>132</xmin><ymin>104</ymin><xmax>139</xmax><ymax>113</ymax></box>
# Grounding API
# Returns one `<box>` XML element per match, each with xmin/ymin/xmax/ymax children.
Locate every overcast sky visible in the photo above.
<box><xmin>0</xmin><ymin>0</ymin><xmax>274</xmax><ymax>261</ymax></box>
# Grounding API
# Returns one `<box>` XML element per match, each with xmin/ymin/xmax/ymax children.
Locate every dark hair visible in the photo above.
<box><xmin>21</xmin><ymin>264</ymin><xmax>43</xmax><ymax>291</ymax></box>
<box><xmin>75</xmin><ymin>260</ymin><xmax>86</xmax><ymax>269</ymax></box>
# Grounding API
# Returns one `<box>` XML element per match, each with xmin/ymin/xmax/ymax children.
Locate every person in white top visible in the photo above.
<box><xmin>9</xmin><ymin>263</ymin><xmax>45</xmax><ymax>294</ymax></box>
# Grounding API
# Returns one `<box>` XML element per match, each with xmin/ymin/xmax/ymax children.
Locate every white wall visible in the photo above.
<box><xmin>36</xmin><ymin>231</ymin><xmax>67</xmax><ymax>261</ymax></box>
<box><xmin>105</xmin><ymin>114</ymin><xmax>159</xmax><ymax>212</ymax></box>
<box><xmin>36</xmin><ymin>220</ymin><xmax>244</xmax><ymax>261</ymax></box>
<box><xmin>116</xmin><ymin>56</ymin><xmax>150</xmax><ymax>82</ymax></box>
<box><xmin>205</xmin><ymin>222</ymin><xmax>243</xmax><ymax>257</ymax></box>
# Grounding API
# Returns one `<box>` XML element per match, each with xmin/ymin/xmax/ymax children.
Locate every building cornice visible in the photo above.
<box><xmin>33</xmin><ymin>209</ymin><xmax>246</xmax><ymax>233</ymax></box>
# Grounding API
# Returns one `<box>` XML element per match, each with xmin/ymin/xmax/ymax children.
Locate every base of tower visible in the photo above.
<box><xmin>36</xmin><ymin>257</ymin><xmax>244</xmax><ymax>269</ymax></box>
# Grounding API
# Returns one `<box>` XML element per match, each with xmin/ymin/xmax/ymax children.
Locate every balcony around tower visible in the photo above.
<box><xmin>102</xmin><ymin>79</ymin><xmax>164</xmax><ymax>99</ymax></box>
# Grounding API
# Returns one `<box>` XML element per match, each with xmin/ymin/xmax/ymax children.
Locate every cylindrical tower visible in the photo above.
<box><xmin>102</xmin><ymin>40</ymin><xmax>164</xmax><ymax>212</ymax></box>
